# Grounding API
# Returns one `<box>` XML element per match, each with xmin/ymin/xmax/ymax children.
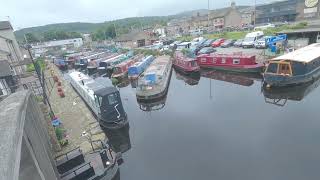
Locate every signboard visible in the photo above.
<box><xmin>266</xmin><ymin>34</ymin><xmax>287</xmax><ymax>45</ymax></box>
<box><xmin>305</xmin><ymin>0</ymin><xmax>318</xmax><ymax>8</ymax></box>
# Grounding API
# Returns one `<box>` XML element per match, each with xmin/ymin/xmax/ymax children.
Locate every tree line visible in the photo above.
<box><xmin>24</xmin><ymin>30</ymin><xmax>82</xmax><ymax>43</ymax></box>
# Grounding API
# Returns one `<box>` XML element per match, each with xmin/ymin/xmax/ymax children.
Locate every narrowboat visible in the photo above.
<box><xmin>105</xmin><ymin>51</ymin><xmax>134</xmax><ymax>73</ymax></box>
<box><xmin>53</xmin><ymin>58</ymin><xmax>68</xmax><ymax>70</ymax></box>
<box><xmin>111</xmin><ymin>55</ymin><xmax>144</xmax><ymax>79</ymax></box>
<box><xmin>264</xmin><ymin>43</ymin><xmax>320</xmax><ymax>87</ymax></box>
<box><xmin>98</xmin><ymin>54</ymin><xmax>125</xmax><ymax>74</ymax></box>
<box><xmin>263</xmin><ymin>75</ymin><xmax>320</xmax><ymax>106</ymax></box>
<box><xmin>76</xmin><ymin>52</ymin><xmax>107</xmax><ymax>69</ymax></box>
<box><xmin>56</xmin><ymin>142</ymin><xmax>120</xmax><ymax>180</ymax></box>
<box><xmin>128</xmin><ymin>55</ymin><xmax>155</xmax><ymax>79</ymax></box>
<box><xmin>69</xmin><ymin>71</ymin><xmax>128</xmax><ymax>129</ymax></box>
<box><xmin>174</xmin><ymin>69</ymin><xmax>200</xmax><ymax>86</ymax></box>
<box><xmin>173</xmin><ymin>50</ymin><xmax>200</xmax><ymax>73</ymax></box>
<box><xmin>200</xmin><ymin>69</ymin><xmax>262</xmax><ymax>87</ymax></box>
<box><xmin>136</xmin><ymin>56</ymin><xmax>172</xmax><ymax>101</ymax></box>
<box><xmin>197</xmin><ymin>52</ymin><xmax>263</xmax><ymax>73</ymax></box>
<box><xmin>87</xmin><ymin>54</ymin><xmax>118</xmax><ymax>75</ymax></box>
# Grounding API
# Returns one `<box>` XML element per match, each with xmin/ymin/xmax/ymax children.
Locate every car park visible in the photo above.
<box><xmin>212</xmin><ymin>38</ymin><xmax>225</xmax><ymax>47</ymax></box>
<box><xmin>202</xmin><ymin>39</ymin><xmax>215</xmax><ymax>47</ymax></box>
<box><xmin>242</xmin><ymin>31</ymin><xmax>264</xmax><ymax>48</ymax></box>
<box><xmin>233</xmin><ymin>39</ymin><xmax>244</xmax><ymax>47</ymax></box>
<box><xmin>254</xmin><ymin>36</ymin><xmax>269</xmax><ymax>49</ymax></box>
<box><xmin>221</xmin><ymin>39</ymin><xmax>236</xmax><ymax>48</ymax></box>
<box><xmin>197</xmin><ymin>47</ymin><xmax>216</xmax><ymax>55</ymax></box>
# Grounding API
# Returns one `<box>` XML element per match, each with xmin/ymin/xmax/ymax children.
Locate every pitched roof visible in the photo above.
<box><xmin>0</xmin><ymin>21</ymin><xmax>12</xmax><ymax>30</ymax></box>
<box><xmin>0</xmin><ymin>60</ymin><xmax>12</xmax><ymax>77</ymax></box>
<box><xmin>272</xmin><ymin>43</ymin><xmax>320</xmax><ymax>63</ymax></box>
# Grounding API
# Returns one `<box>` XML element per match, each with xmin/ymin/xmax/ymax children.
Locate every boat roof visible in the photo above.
<box><xmin>144</xmin><ymin>56</ymin><xmax>170</xmax><ymax>76</ymax></box>
<box><xmin>272</xmin><ymin>43</ymin><xmax>320</xmax><ymax>63</ymax></box>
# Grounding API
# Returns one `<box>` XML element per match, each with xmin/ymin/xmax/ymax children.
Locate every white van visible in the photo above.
<box><xmin>242</xmin><ymin>31</ymin><xmax>264</xmax><ymax>48</ymax></box>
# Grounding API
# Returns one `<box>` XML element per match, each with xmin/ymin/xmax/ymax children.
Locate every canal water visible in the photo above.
<box><xmin>96</xmin><ymin>68</ymin><xmax>320</xmax><ymax>180</ymax></box>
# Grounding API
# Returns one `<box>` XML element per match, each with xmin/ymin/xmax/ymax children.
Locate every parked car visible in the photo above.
<box><xmin>233</xmin><ymin>39</ymin><xmax>244</xmax><ymax>47</ymax></box>
<box><xmin>192</xmin><ymin>38</ymin><xmax>208</xmax><ymax>54</ymax></box>
<box><xmin>212</xmin><ymin>38</ymin><xmax>225</xmax><ymax>47</ymax></box>
<box><xmin>197</xmin><ymin>47</ymin><xmax>216</xmax><ymax>55</ymax></box>
<box><xmin>254</xmin><ymin>36</ymin><xmax>269</xmax><ymax>49</ymax></box>
<box><xmin>202</xmin><ymin>39</ymin><xmax>215</xmax><ymax>47</ymax></box>
<box><xmin>221</xmin><ymin>39</ymin><xmax>236</xmax><ymax>48</ymax></box>
<box><xmin>169</xmin><ymin>41</ymin><xmax>182</xmax><ymax>48</ymax></box>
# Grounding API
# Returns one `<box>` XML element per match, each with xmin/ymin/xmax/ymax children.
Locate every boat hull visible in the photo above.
<box><xmin>200</xmin><ymin>64</ymin><xmax>263</xmax><ymax>73</ymax></box>
<box><xmin>264</xmin><ymin>67</ymin><xmax>320</xmax><ymax>87</ymax></box>
<box><xmin>136</xmin><ymin>68</ymin><xmax>172</xmax><ymax>101</ymax></box>
<box><xmin>173</xmin><ymin>63</ymin><xmax>200</xmax><ymax>74</ymax></box>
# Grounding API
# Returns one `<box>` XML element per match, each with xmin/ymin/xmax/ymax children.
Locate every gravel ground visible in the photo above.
<box><xmin>46</xmin><ymin>63</ymin><xmax>106</xmax><ymax>156</ymax></box>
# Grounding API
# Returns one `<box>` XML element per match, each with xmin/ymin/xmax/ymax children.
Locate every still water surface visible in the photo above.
<box><xmin>102</xmin><ymin>69</ymin><xmax>320</xmax><ymax>180</ymax></box>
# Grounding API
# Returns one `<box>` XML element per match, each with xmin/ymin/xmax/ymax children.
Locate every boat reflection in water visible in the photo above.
<box><xmin>103</xmin><ymin>123</ymin><xmax>131</xmax><ymax>154</ymax></box>
<box><xmin>137</xmin><ymin>92</ymin><xmax>168</xmax><ymax>112</ymax></box>
<box><xmin>174</xmin><ymin>68</ymin><xmax>200</xmax><ymax>86</ymax></box>
<box><xmin>200</xmin><ymin>69</ymin><xmax>262</xmax><ymax>86</ymax></box>
<box><xmin>102</xmin><ymin>124</ymin><xmax>131</xmax><ymax>180</ymax></box>
<box><xmin>262</xmin><ymin>76</ymin><xmax>320</xmax><ymax>106</ymax></box>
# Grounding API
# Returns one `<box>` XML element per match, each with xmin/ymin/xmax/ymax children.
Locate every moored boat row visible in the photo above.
<box><xmin>173</xmin><ymin>43</ymin><xmax>320</xmax><ymax>88</ymax></box>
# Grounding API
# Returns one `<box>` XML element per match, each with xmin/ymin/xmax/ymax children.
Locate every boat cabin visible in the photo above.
<box><xmin>264</xmin><ymin>43</ymin><xmax>320</xmax><ymax>86</ymax></box>
<box><xmin>197</xmin><ymin>53</ymin><xmax>257</xmax><ymax>66</ymax></box>
<box><xmin>173</xmin><ymin>50</ymin><xmax>199</xmax><ymax>72</ymax></box>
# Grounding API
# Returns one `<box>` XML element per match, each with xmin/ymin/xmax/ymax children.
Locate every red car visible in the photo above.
<box><xmin>211</xmin><ymin>38</ymin><xmax>225</xmax><ymax>47</ymax></box>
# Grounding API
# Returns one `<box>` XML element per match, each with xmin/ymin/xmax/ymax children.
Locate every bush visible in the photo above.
<box><xmin>26</xmin><ymin>58</ymin><xmax>46</xmax><ymax>72</ymax></box>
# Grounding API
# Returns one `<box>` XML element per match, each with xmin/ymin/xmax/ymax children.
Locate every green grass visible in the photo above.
<box><xmin>26</xmin><ymin>58</ymin><xmax>46</xmax><ymax>72</ymax></box>
<box><xmin>177</xmin><ymin>22</ymin><xmax>308</xmax><ymax>41</ymax></box>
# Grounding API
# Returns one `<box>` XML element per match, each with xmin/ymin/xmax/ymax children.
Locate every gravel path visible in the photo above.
<box><xmin>46</xmin><ymin>63</ymin><xmax>106</xmax><ymax>156</ymax></box>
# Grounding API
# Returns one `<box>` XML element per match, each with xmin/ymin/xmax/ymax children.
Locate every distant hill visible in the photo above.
<box><xmin>14</xmin><ymin>16</ymin><xmax>171</xmax><ymax>42</ymax></box>
<box><xmin>14</xmin><ymin>7</ymin><xmax>248</xmax><ymax>42</ymax></box>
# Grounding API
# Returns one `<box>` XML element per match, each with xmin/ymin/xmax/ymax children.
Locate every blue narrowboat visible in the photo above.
<box><xmin>128</xmin><ymin>55</ymin><xmax>155</xmax><ymax>79</ymax></box>
<box><xmin>54</xmin><ymin>58</ymin><xmax>67</xmax><ymax>70</ymax></box>
<box><xmin>264</xmin><ymin>43</ymin><xmax>320</xmax><ymax>87</ymax></box>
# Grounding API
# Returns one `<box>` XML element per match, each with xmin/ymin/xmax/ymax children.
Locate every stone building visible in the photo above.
<box><xmin>115</xmin><ymin>30</ymin><xmax>157</xmax><ymax>48</ymax></box>
<box><xmin>208</xmin><ymin>2</ymin><xmax>245</xmax><ymax>30</ymax></box>
<box><xmin>0</xmin><ymin>21</ymin><xmax>25</xmax><ymax>75</ymax></box>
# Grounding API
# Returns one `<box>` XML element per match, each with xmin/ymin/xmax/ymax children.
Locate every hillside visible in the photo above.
<box><xmin>14</xmin><ymin>16</ymin><xmax>171</xmax><ymax>42</ymax></box>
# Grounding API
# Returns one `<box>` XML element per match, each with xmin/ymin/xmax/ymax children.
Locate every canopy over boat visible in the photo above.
<box><xmin>272</xmin><ymin>43</ymin><xmax>320</xmax><ymax>63</ymax></box>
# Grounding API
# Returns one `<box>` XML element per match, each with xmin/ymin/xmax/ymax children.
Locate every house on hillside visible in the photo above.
<box><xmin>115</xmin><ymin>31</ymin><xmax>157</xmax><ymax>48</ymax></box>
<box><xmin>209</xmin><ymin>2</ymin><xmax>243</xmax><ymax>30</ymax></box>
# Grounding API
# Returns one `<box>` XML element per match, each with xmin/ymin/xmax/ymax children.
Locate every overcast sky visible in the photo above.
<box><xmin>0</xmin><ymin>0</ymin><xmax>270</xmax><ymax>29</ymax></box>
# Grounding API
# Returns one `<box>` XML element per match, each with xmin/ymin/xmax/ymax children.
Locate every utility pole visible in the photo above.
<box><xmin>207</xmin><ymin>0</ymin><xmax>210</xmax><ymax>31</ymax></box>
<box><xmin>254</xmin><ymin>0</ymin><xmax>256</xmax><ymax>26</ymax></box>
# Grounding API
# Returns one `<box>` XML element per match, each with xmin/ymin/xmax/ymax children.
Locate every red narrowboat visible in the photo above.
<box><xmin>173</xmin><ymin>51</ymin><xmax>200</xmax><ymax>73</ymax></box>
<box><xmin>112</xmin><ymin>55</ymin><xmax>143</xmax><ymax>79</ymax></box>
<box><xmin>197</xmin><ymin>52</ymin><xmax>263</xmax><ymax>73</ymax></box>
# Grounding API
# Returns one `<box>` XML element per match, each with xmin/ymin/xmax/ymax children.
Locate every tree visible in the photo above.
<box><xmin>24</xmin><ymin>33</ymin><xmax>39</xmax><ymax>43</ymax></box>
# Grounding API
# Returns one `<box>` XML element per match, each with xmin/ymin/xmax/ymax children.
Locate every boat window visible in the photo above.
<box><xmin>107</xmin><ymin>93</ymin><xmax>118</xmax><ymax>105</ymax></box>
<box><xmin>233</xmin><ymin>59</ymin><xmax>240</xmax><ymax>64</ymax></box>
<box><xmin>94</xmin><ymin>95</ymin><xmax>102</xmax><ymax>107</ymax></box>
<box><xmin>221</xmin><ymin>58</ymin><xmax>226</xmax><ymax>64</ymax></box>
<box><xmin>191</xmin><ymin>61</ymin><xmax>197</xmax><ymax>67</ymax></box>
<box><xmin>278</xmin><ymin>63</ymin><xmax>291</xmax><ymax>75</ymax></box>
<box><xmin>266</xmin><ymin>63</ymin><xmax>278</xmax><ymax>73</ymax></box>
